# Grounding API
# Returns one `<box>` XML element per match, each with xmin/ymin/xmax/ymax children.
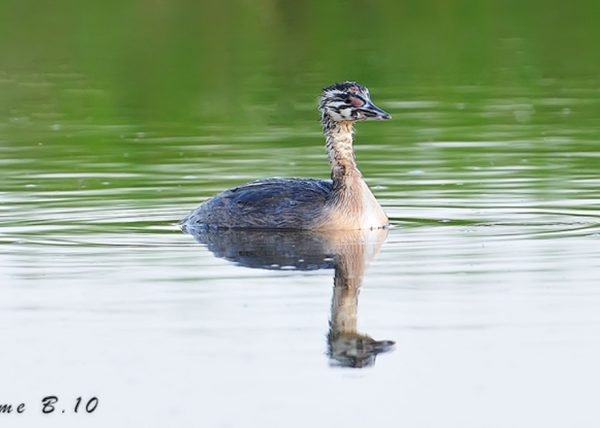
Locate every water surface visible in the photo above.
<box><xmin>1</xmin><ymin>2</ymin><xmax>600</xmax><ymax>427</ymax></box>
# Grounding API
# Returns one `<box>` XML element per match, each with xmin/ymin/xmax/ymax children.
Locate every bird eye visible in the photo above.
<box><xmin>349</xmin><ymin>96</ymin><xmax>364</xmax><ymax>108</ymax></box>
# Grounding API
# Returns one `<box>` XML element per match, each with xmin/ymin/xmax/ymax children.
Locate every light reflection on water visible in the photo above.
<box><xmin>1</xmin><ymin>74</ymin><xmax>600</xmax><ymax>427</ymax></box>
<box><xmin>184</xmin><ymin>227</ymin><xmax>395</xmax><ymax>368</ymax></box>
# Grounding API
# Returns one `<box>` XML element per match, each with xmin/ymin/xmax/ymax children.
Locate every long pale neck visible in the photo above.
<box><xmin>322</xmin><ymin>116</ymin><xmax>361</xmax><ymax>185</ymax></box>
<box><xmin>320</xmin><ymin>115</ymin><xmax>389</xmax><ymax>230</ymax></box>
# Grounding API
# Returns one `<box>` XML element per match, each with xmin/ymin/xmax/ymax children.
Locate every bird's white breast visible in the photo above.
<box><xmin>359</xmin><ymin>180</ymin><xmax>388</xmax><ymax>229</ymax></box>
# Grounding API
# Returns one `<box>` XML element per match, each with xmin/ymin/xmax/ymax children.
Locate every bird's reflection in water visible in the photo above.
<box><xmin>184</xmin><ymin>226</ymin><xmax>394</xmax><ymax>368</ymax></box>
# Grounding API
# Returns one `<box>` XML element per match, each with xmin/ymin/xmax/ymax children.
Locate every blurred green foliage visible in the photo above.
<box><xmin>0</xmin><ymin>0</ymin><xmax>598</xmax><ymax>206</ymax></box>
<box><xmin>1</xmin><ymin>0</ymin><xmax>599</xmax><ymax>125</ymax></box>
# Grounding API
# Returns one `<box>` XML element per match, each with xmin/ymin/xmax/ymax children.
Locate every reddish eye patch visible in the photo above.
<box><xmin>350</xmin><ymin>96</ymin><xmax>364</xmax><ymax>108</ymax></box>
<box><xmin>350</xmin><ymin>85</ymin><xmax>360</xmax><ymax>91</ymax></box>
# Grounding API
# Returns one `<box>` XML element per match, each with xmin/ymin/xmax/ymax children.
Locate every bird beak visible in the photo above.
<box><xmin>361</xmin><ymin>101</ymin><xmax>392</xmax><ymax>120</ymax></box>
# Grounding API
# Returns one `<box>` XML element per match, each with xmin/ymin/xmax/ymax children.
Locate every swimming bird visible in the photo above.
<box><xmin>181</xmin><ymin>82</ymin><xmax>391</xmax><ymax>230</ymax></box>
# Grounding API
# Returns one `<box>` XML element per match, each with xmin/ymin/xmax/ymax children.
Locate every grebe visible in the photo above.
<box><xmin>181</xmin><ymin>82</ymin><xmax>391</xmax><ymax>230</ymax></box>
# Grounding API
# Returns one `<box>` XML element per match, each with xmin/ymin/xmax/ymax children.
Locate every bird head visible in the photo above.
<box><xmin>319</xmin><ymin>82</ymin><xmax>391</xmax><ymax>123</ymax></box>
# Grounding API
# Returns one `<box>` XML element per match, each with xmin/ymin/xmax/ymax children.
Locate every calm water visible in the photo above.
<box><xmin>2</xmin><ymin>2</ymin><xmax>600</xmax><ymax>427</ymax></box>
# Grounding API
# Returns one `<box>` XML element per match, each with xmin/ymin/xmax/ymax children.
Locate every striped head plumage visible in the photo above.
<box><xmin>319</xmin><ymin>81</ymin><xmax>391</xmax><ymax>123</ymax></box>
